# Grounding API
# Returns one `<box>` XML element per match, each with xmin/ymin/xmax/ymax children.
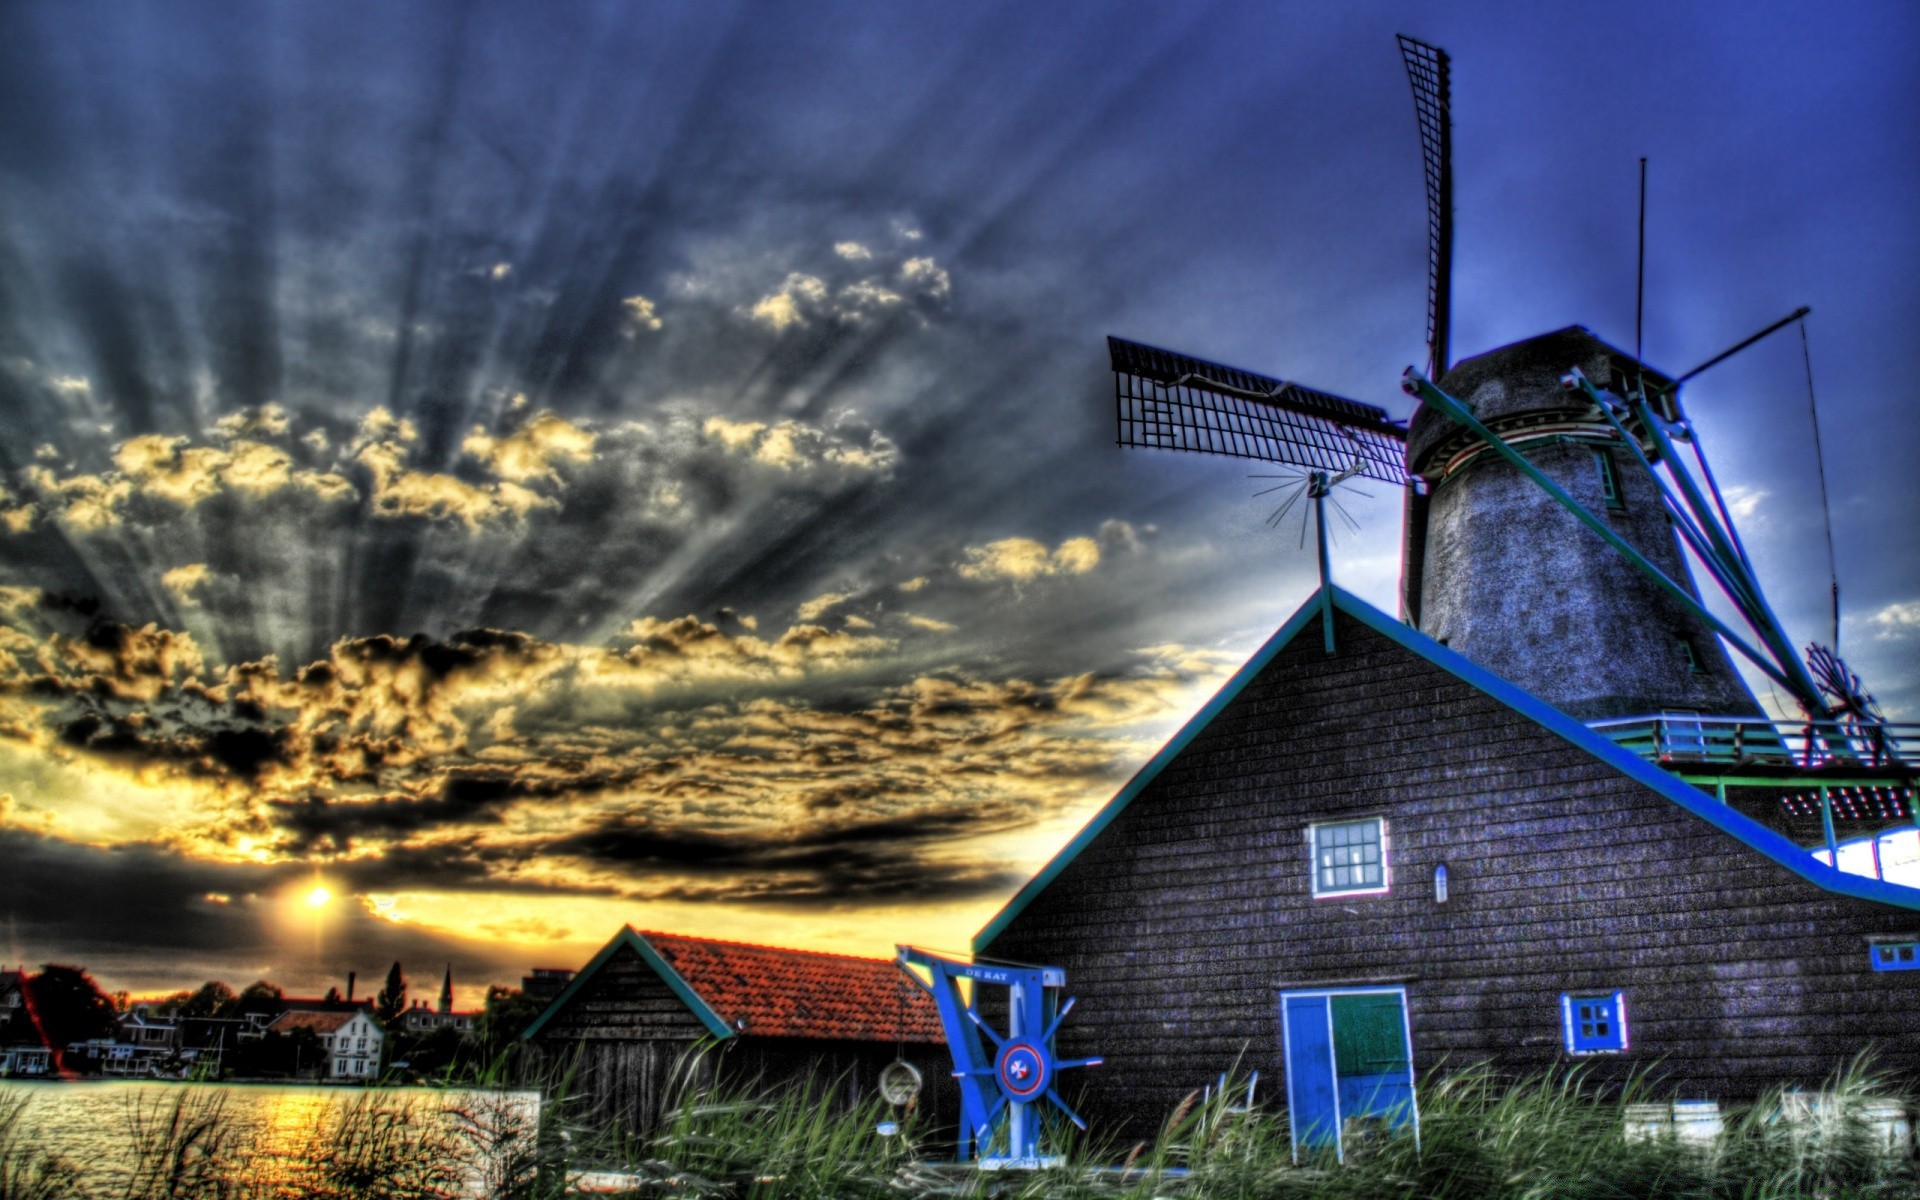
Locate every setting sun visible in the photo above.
<box><xmin>306</xmin><ymin>885</ymin><xmax>332</xmax><ymax>909</ymax></box>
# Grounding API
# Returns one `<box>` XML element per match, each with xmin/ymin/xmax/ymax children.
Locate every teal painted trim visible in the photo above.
<box><xmin>520</xmin><ymin>926</ymin><xmax>736</xmax><ymax>1042</ymax></box>
<box><xmin>1328</xmin><ymin>587</ymin><xmax>1920</xmax><ymax>912</ymax></box>
<box><xmin>973</xmin><ymin>586</ymin><xmax>1920</xmax><ymax>955</ymax></box>
<box><xmin>971</xmin><ymin>595</ymin><xmax>1331</xmax><ymax>952</ymax></box>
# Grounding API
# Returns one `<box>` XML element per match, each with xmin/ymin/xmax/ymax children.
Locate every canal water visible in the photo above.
<box><xmin>0</xmin><ymin>1079</ymin><xmax>541</xmax><ymax>1197</ymax></box>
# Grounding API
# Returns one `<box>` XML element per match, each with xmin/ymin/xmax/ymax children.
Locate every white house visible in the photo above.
<box><xmin>267</xmin><ymin>1009</ymin><xmax>384</xmax><ymax>1081</ymax></box>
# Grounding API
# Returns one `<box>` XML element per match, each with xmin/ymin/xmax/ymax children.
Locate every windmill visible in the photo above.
<box><xmin>1110</xmin><ymin>37</ymin><xmax>1912</xmax><ymax>863</ymax></box>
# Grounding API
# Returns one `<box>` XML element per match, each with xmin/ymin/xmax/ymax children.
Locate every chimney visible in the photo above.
<box><xmin>346</xmin><ymin>971</ymin><xmax>356</xmax><ymax>1003</ymax></box>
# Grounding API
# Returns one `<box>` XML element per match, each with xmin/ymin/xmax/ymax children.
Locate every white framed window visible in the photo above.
<box><xmin>1310</xmin><ymin>818</ymin><xmax>1390</xmax><ymax>897</ymax></box>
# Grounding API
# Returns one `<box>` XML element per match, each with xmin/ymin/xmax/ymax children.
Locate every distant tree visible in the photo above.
<box><xmin>228</xmin><ymin>980</ymin><xmax>284</xmax><ymax>1021</ymax></box>
<box><xmin>27</xmin><ymin>965</ymin><xmax>117</xmax><ymax>1054</ymax></box>
<box><xmin>149</xmin><ymin>990</ymin><xmax>192</xmax><ymax>1017</ymax></box>
<box><xmin>111</xmin><ymin>990</ymin><xmax>131</xmax><ymax>1013</ymax></box>
<box><xmin>478</xmin><ymin>986</ymin><xmax>547</xmax><ymax>1063</ymax></box>
<box><xmin>392</xmin><ymin>1025</ymin><xmax>468</xmax><ymax>1081</ymax></box>
<box><xmin>179</xmin><ymin>981</ymin><xmax>236</xmax><ymax>1019</ymax></box>
<box><xmin>323</xmin><ymin>986</ymin><xmax>342</xmax><ymax>1004</ymax></box>
<box><xmin>375</xmin><ymin>962</ymin><xmax>406</xmax><ymax>1024</ymax></box>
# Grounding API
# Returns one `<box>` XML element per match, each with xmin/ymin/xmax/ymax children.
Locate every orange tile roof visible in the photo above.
<box><xmin>266</xmin><ymin>1009</ymin><xmax>362</xmax><ymax>1036</ymax></box>
<box><xmin>641</xmin><ymin>932</ymin><xmax>944</xmax><ymax>1044</ymax></box>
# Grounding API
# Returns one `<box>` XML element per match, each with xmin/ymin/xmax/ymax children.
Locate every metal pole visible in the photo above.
<box><xmin>1820</xmin><ymin>785</ymin><xmax>1838</xmax><ymax>866</ymax></box>
<box><xmin>1402</xmin><ymin>370</ymin><xmax>1799</xmax><ymax>697</ymax></box>
<box><xmin>1635</xmin><ymin>157</ymin><xmax>1647</xmax><ymax>362</ymax></box>
<box><xmin>1313</xmin><ymin>473</ymin><xmax>1335</xmax><ymax>653</ymax></box>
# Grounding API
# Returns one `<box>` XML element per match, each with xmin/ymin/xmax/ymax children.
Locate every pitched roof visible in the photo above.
<box><xmin>521</xmin><ymin>927</ymin><xmax>944</xmax><ymax>1044</ymax></box>
<box><xmin>975</xmin><ymin>584</ymin><xmax>1920</xmax><ymax>951</ymax></box>
<box><xmin>266</xmin><ymin>1009</ymin><xmax>363</xmax><ymax>1036</ymax></box>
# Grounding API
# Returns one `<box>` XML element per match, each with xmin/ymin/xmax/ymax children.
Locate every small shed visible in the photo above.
<box><xmin>523</xmin><ymin>927</ymin><xmax>950</xmax><ymax>1141</ymax></box>
<box><xmin>978</xmin><ymin>586</ymin><xmax>1920</xmax><ymax>1145</ymax></box>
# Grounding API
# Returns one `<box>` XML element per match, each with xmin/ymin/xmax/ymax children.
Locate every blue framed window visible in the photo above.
<box><xmin>1561</xmin><ymin>992</ymin><xmax>1627</xmax><ymax>1054</ymax></box>
<box><xmin>1311</xmin><ymin>819</ymin><xmax>1388</xmax><ymax>897</ymax></box>
<box><xmin>1871</xmin><ymin>942</ymin><xmax>1920</xmax><ymax>972</ymax></box>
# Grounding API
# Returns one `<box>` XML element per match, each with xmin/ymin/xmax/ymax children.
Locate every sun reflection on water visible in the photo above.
<box><xmin>0</xmin><ymin>1080</ymin><xmax>539</xmax><ymax>1196</ymax></box>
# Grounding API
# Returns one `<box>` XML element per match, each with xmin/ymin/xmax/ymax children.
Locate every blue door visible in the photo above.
<box><xmin>1281</xmin><ymin>988</ymin><xmax>1416</xmax><ymax>1159</ymax></box>
<box><xmin>1282</xmin><ymin>994</ymin><xmax>1340</xmax><ymax>1150</ymax></box>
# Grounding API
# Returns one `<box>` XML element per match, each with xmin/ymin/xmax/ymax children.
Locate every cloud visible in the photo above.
<box><xmin>957</xmin><ymin>535</ymin><xmax>1101</xmax><ymax>582</ymax></box>
<box><xmin>460</xmin><ymin>412</ymin><xmax>597</xmax><ymax>485</ymax></box>
<box><xmin>728</xmin><ymin>244</ymin><xmax>950</xmax><ymax>331</ymax></box>
<box><xmin>746</xmin><ymin>272</ymin><xmax>829</xmax><ymax>331</ymax></box>
<box><xmin>701</xmin><ymin>415</ymin><xmax>898</xmax><ymax>476</ymax></box>
<box><xmin>0</xmin><ymin>826</ymin><xmax>532</xmax><ymax>996</ymax></box>
<box><xmin>902</xmin><ymin>614</ymin><xmax>955</xmax><ymax>633</ymax></box>
<box><xmin>1870</xmin><ymin>601</ymin><xmax>1920</xmax><ymax>638</ymax></box>
<box><xmin>621</xmin><ymin>295</ymin><xmax>663</xmax><ymax>332</ymax></box>
<box><xmin>1721</xmin><ymin>485</ymin><xmax>1766</xmax><ymax>522</ymax></box>
<box><xmin>161</xmin><ymin>563</ymin><xmax>210</xmax><ymax>603</ymax></box>
<box><xmin>0</xmin><ymin>595</ymin><xmax>1226</xmax><ymax>911</ymax></box>
<box><xmin>796</xmin><ymin>590</ymin><xmax>855</xmax><ymax>622</ymax></box>
<box><xmin>900</xmin><ymin>256</ymin><xmax>951</xmax><ymax>300</ymax></box>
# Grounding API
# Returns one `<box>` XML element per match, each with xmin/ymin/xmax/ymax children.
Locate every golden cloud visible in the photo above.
<box><xmin>956</xmin><ymin>535</ymin><xmax>1100</xmax><ymax>583</ymax></box>
<box><xmin>0</xmin><ymin>597</ymin><xmax>1231</xmax><ymax>911</ymax></box>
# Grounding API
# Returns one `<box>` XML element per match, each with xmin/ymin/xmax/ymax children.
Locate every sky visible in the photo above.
<box><xmin>0</xmin><ymin>0</ymin><xmax>1915</xmax><ymax>1006</ymax></box>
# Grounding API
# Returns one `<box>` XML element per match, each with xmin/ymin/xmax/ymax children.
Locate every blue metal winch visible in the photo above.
<box><xmin>895</xmin><ymin>946</ymin><xmax>1101</xmax><ymax>1168</ymax></box>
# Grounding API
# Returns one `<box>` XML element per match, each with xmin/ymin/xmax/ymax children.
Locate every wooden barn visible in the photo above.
<box><xmin>522</xmin><ymin>927</ymin><xmax>952</xmax><ymax>1141</ymax></box>
<box><xmin>975</xmin><ymin>585</ymin><xmax>1920</xmax><ymax>1146</ymax></box>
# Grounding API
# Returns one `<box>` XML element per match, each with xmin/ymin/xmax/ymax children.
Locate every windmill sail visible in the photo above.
<box><xmin>1397</xmin><ymin>34</ymin><xmax>1453</xmax><ymax>380</ymax></box>
<box><xmin>1109</xmin><ymin>336</ymin><xmax>1406</xmax><ymax>483</ymax></box>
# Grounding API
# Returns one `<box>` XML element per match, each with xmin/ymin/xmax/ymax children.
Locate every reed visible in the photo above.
<box><xmin>1</xmin><ymin>1053</ymin><xmax>1914</xmax><ymax>1198</ymax></box>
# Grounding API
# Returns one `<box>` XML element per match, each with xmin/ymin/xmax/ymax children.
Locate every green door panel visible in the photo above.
<box><xmin>1331</xmin><ymin>993</ymin><xmax>1409</xmax><ymax>1077</ymax></box>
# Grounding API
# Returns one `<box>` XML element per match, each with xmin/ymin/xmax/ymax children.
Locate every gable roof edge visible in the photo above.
<box><xmin>1327</xmin><ymin>588</ymin><xmax>1920</xmax><ymax>913</ymax></box>
<box><xmin>973</xmin><ymin>591</ymin><xmax>1331</xmax><ymax>951</ymax></box>
<box><xmin>520</xmin><ymin>926</ymin><xmax>735</xmax><ymax>1041</ymax></box>
<box><xmin>975</xmin><ymin>585</ymin><xmax>1920</xmax><ymax>954</ymax></box>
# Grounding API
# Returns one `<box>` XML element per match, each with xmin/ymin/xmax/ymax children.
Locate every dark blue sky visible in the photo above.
<box><xmin>0</xmin><ymin>0</ymin><xmax>1913</xmax><ymax>996</ymax></box>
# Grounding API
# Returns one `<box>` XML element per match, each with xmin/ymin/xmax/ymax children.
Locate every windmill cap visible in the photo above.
<box><xmin>1406</xmin><ymin>326</ymin><xmax>1677</xmax><ymax>476</ymax></box>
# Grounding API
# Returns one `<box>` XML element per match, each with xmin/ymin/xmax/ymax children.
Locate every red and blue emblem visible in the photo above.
<box><xmin>996</xmin><ymin>1040</ymin><xmax>1048</xmax><ymax>1099</ymax></box>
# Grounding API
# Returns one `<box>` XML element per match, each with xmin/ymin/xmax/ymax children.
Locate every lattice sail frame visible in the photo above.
<box><xmin>1110</xmin><ymin>336</ymin><xmax>1407</xmax><ymax>484</ymax></box>
<box><xmin>1396</xmin><ymin>33</ymin><xmax>1453</xmax><ymax>380</ymax></box>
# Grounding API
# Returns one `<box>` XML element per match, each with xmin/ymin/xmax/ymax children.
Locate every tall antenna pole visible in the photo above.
<box><xmin>1312</xmin><ymin>472</ymin><xmax>1335</xmax><ymax>653</ymax></box>
<box><xmin>1635</xmin><ymin>157</ymin><xmax>1647</xmax><ymax>362</ymax></box>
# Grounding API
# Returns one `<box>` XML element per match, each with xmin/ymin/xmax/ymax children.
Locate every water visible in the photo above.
<box><xmin>0</xmin><ymin>1079</ymin><xmax>540</xmax><ymax>1197</ymax></box>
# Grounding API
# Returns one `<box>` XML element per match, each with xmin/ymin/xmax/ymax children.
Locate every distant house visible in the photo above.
<box><xmin>977</xmin><ymin>587</ymin><xmax>1920</xmax><ymax>1145</ymax></box>
<box><xmin>523</xmin><ymin>928</ymin><xmax>950</xmax><ymax>1141</ymax></box>
<box><xmin>268</xmin><ymin>1009</ymin><xmax>384</xmax><ymax>1081</ymax></box>
<box><xmin>177</xmin><ymin>1017</ymin><xmax>250</xmax><ymax>1075</ymax></box>
<box><xmin>521</xmin><ymin>967</ymin><xmax>576</xmax><ymax>1003</ymax></box>
<box><xmin>116</xmin><ymin>1006</ymin><xmax>179</xmax><ymax>1050</ymax></box>
<box><xmin>399</xmin><ymin>966</ymin><xmax>479</xmax><ymax>1036</ymax></box>
<box><xmin>0</xmin><ymin>972</ymin><xmax>52</xmax><ymax>1077</ymax></box>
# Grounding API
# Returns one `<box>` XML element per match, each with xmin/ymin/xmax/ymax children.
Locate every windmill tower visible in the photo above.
<box><xmin>1404</xmin><ymin>327</ymin><xmax>1762</xmax><ymax>721</ymax></box>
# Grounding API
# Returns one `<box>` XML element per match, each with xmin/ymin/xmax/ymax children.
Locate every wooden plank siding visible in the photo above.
<box><xmin>530</xmin><ymin>943</ymin><xmax>715</xmax><ymax>1139</ymax></box>
<box><xmin>983</xmin><ymin>607</ymin><xmax>1920</xmax><ymax>1139</ymax></box>
<box><xmin>529</xmin><ymin>942</ymin><xmax>956</xmax><ymax>1149</ymax></box>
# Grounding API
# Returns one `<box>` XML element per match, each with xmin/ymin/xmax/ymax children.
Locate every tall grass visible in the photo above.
<box><xmin>0</xmin><ymin>1091</ymin><xmax>85</xmax><ymax>1200</ymax></box>
<box><xmin>0</xmin><ymin>1055</ymin><xmax>1914</xmax><ymax>1198</ymax></box>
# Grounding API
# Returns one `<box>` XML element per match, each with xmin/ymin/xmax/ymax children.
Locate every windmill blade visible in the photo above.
<box><xmin>1110</xmin><ymin>336</ymin><xmax>1407</xmax><ymax>484</ymax></box>
<box><xmin>1396</xmin><ymin>33</ymin><xmax>1453</xmax><ymax>380</ymax></box>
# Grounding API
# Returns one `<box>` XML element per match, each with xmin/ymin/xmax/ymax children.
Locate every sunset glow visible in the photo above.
<box><xmin>0</xmin><ymin>2</ymin><xmax>1913</xmax><ymax>1003</ymax></box>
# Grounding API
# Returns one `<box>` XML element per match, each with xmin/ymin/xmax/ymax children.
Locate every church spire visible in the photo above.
<box><xmin>438</xmin><ymin>964</ymin><xmax>453</xmax><ymax>1014</ymax></box>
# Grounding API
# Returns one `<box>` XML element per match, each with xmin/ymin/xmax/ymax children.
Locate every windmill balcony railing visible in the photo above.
<box><xmin>1589</xmin><ymin>715</ymin><xmax>1919</xmax><ymax>775</ymax></box>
